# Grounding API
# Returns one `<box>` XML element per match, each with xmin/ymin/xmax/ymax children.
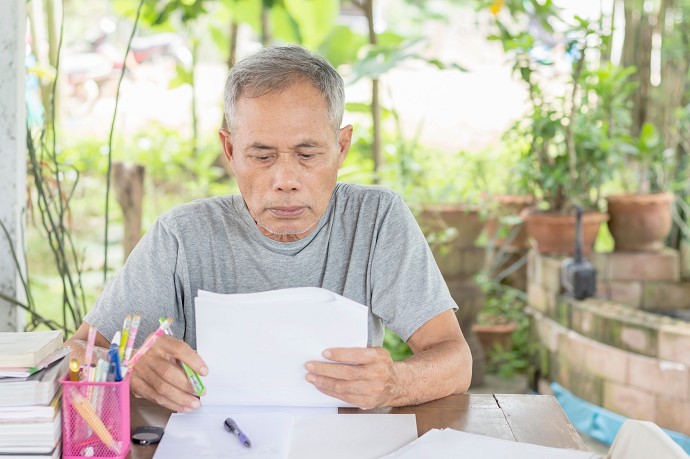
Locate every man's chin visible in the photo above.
<box><xmin>257</xmin><ymin>219</ymin><xmax>319</xmax><ymax>239</ymax></box>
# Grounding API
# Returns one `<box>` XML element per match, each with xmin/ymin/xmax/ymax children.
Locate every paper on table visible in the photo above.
<box><xmin>154</xmin><ymin>412</ymin><xmax>418</xmax><ymax>459</ymax></box>
<box><xmin>153</xmin><ymin>412</ymin><xmax>294</xmax><ymax>459</ymax></box>
<box><xmin>289</xmin><ymin>414</ymin><xmax>418</xmax><ymax>459</ymax></box>
<box><xmin>382</xmin><ymin>428</ymin><xmax>602</xmax><ymax>459</ymax></box>
<box><xmin>195</xmin><ymin>287</ymin><xmax>368</xmax><ymax>407</ymax></box>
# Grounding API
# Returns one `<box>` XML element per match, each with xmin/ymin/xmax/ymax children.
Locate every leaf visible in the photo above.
<box><xmin>318</xmin><ymin>26</ymin><xmax>368</xmax><ymax>68</ymax></box>
<box><xmin>347</xmin><ymin>39</ymin><xmax>424</xmax><ymax>84</ymax></box>
<box><xmin>427</xmin><ymin>58</ymin><xmax>469</xmax><ymax>72</ymax></box>
<box><xmin>168</xmin><ymin>63</ymin><xmax>193</xmax><ymax>89</ymax></box>
<box><xmin>284</xmin><ymin>0</ymin><xmax>339</xmax><ymax>49</ymax></box>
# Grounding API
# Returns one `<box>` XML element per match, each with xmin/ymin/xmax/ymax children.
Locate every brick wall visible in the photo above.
<box><xmin>528</xmin><ymin>249</ymin><xmax>690</xmax><ymax>436</ymax></box>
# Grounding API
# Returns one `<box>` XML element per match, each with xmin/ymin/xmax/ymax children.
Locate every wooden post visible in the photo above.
<box><xmin>0</xmin><ymin>0</ymin><xmax>26</xmax><ymax>331</ymax></box>
<box><xmin>112</xmin><ymin>162</ymin><xmax>145</xmax><ymax>261</ymax></box>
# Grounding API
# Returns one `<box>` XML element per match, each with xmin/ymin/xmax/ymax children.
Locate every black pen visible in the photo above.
<box><xmin>224</xmin><ymin>417</ymin><xmax>252</xmax><ymax>448</ymax></box>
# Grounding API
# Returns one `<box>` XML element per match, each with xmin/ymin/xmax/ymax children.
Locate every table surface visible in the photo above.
<box><xmin>128</xmin><ymin>393</ymin><xmax>586</xmax><ymax>458</ymax></box>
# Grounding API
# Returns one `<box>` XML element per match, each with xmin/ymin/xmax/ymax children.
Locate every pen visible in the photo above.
<box><xmin>106</xmin><ymin>332</ymin><xmax>122</xmax><ymax>382</ymax></box>
<box><xmin>69</xmin><ymin>358</ymin><xmax>81</xmax><ymax>381</ymax></box>
<box><xmin>126</xmin><ymin>317</ymin><xmax>172</xmax><ymax>368</ymax></box>
<box><xmin>159</xmin><ymin>317</ymin><xmax>206</xmax><ymax>396</ymax></box>
<box><xmin>70</xmin><ymin>391</ymin><xmax>121</xmax><ymax>454</ymax></box>
<box><xmin>224</xmin><ymin>417</ymin><xmax>251</xmax><ymax>448</ymax></box>
<box><xmin>84</xmin><ymin>325</ymin><xmax>97</xmax><ymax>381</ymax></box>
<box><xmin>119</xmin><ymin>314</ymin><xmax>132</xmax><ymax>361</ymax></box>
<box><xmin>123</xmin><ymin>314</ymin><xmax>141</xmax><ymax>365</ymax></box>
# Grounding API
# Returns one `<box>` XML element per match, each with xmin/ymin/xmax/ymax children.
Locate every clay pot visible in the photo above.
<box><xmin>606</xmin><ymin>193</ymin><xmax>674</xmax><ymax>252</ymax></box>
<box><xmin>485</xmin><ymin>195</ymin><xmax>535</xmax><ymax>249</ymax></box>
<box><xmin>415</xmin><ymin>204</ymin><xmax>485</xmax><ymax>247</ymax></box>
<box><xmin>524</xmin><ymin>211</ymin><xmax>609</xmax><ymax>255</ymax></box>
<box><xmin>472</xmin><ymin>322</ymin><xmax>518</xmax><ymax>358</ymax></box>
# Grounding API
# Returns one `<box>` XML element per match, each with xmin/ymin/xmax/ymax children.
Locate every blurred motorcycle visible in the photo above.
<box><xmin>61</xmin><ymin>18</ymin><xmax>191</xmax><ymax>115</ymax></box>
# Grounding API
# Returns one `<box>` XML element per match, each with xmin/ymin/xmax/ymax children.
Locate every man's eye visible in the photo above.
<box><xmin>299</xmin><ymin>154</ymin><xmax>315</xmax><ymax>160</ymax></box>
<box><xmin>255</xmin><ymin>155</ymin><xmax>273</xmax><ymax>162</ymax></box>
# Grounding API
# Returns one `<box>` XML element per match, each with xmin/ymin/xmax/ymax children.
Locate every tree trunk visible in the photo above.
<box><xmin>364</xmin><ymin>0</ymin><xmax>382</xmax><ymax>182</ymax></box>
<box><xmin>112</xmin><ymin>162</ymin><xmax>145</xmax><ymax>261</ymax></box>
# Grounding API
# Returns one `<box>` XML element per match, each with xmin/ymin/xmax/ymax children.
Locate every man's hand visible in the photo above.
<box><xmin>130</xmin><ymin>335</ymin><xmax>208</xmax><ymax>413</ymax></box>
<box><xmin>305</xmin><ymin>347</ymin><xmax>403</xmax><ymax>409</ymax></box>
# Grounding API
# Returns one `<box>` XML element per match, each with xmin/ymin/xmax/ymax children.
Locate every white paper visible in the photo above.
<box><xmin>382</xmin><ymin>428</ymin><xmax>601</xmax><ymax>459</ymax></box>
<box><xmin>193</xmin><ymin>405</ymin><xmax>336</xmax><ymax>416</ymax></box>
<box><xmin>154</xmin><ymin>413</ymin><xmax>418</xmax><ymax>459</ymax></box>
<box><xmin>289</xmin><ymin>414</ymin><xmax>418</xmax><ymax>459</ymax></box>
<box><xmin>153</xmin><ymin>412</ymin><xmax>294</xmax><ymax>459</ymax></box>
<box><xmin>195</xmin><ymin>287</ymin><xmax>368</xmax><ymax>407</ymax></box>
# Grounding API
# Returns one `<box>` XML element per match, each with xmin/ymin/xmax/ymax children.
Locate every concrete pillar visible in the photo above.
<box><xmin>0</xmin><ymin>0</ymin><xmax>27</xmax><ymax>331</ymax></box>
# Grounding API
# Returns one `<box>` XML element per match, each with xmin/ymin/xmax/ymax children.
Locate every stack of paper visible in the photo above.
<box><xmin>0</xmin><ymin>331</ymin><xmax>67</xmax><ymax>459</ymax></box>
<box><xmin>0</xmin><ymin>331</ymin><xmax>63</xmax><ymax>368</ymax></box>
<box><xmin>382</xmin><ymin>428</ymin><xmax>602</xmax><ymax>459</ymax></box>
<box><xmin>153</xmin><ymin>287</ymin><xmax>419</xmax><ymax>458</ymax></box>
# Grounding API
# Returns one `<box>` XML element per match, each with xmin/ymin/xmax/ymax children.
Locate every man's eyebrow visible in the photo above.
<box><xmin>293</xmin><ymin>140</ymin><xmax>325</xmax><ymax>149</ymax></box>
<box><xmin>247</xmin><ymin>142</ymin><xmax>275</xmax><ymax>150</ymax></box>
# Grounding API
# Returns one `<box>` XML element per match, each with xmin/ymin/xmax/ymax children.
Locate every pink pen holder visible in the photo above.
<box><xmin>61</xmin><ymin>375</ymin><xmax>131</xmax><ymax>459</ymax></box>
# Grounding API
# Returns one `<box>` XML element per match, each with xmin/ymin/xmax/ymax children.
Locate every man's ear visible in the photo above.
<box><xmin>218</xmin><ymin>128</ymin><xmax>235</xmax><ymax>165</ymax></box>
<box><xmin>337</xmin><ymin>124</ymin><xmax>353</xmax><ymax>167</ymax></box>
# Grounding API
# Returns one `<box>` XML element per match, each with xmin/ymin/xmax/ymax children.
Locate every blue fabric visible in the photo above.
<box><xmin>551</xmin><ymin>382</ymin><xmax>690</xmax><ymax>454</ymax></box>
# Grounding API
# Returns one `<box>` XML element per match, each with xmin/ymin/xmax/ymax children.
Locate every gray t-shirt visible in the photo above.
<box><xmin>85</xmin><ymin>183</ymin><xmax>457</xmax><ymax>348</ymax></box>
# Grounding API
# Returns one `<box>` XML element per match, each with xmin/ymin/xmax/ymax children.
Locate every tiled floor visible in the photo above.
<box><xmin>469</xmin><ymin>374</ymin><xmax>610</xmax><ymax>456</ymax></box>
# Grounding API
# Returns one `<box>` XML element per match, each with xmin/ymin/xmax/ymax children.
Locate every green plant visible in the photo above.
<box><xmin>617</xmin><ymin>122</ymin><xmax>674</xmax><ymax>194</ymax></box>
<box><xmin>475</xmin><ymin>277</ymin><xmax>530</xmax><ymax>378</ymax></box>
<box><xmin>383</xmin><ymin>328</ymin><xmax>413</xmax><ymax>361</ymax></box>
<box><xmin>490</xmin><ymin>6</ymin><xmax>632</xmax><ymax>213</ymax></box>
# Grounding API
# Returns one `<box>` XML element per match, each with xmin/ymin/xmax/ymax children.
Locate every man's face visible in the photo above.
<box><xmin>219</xmin><ymin>80</ymin><xmax>352</xmax><ymax>242</ymax></box>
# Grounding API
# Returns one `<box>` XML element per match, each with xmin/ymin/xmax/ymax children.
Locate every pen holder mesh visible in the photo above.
<box><xmin>61</xmin><ymin>375</ymin><xmax>131</xmax><ymax>459</ymax></box>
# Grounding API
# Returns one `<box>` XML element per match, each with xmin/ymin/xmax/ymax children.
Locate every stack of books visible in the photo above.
<box><xmin>0</xmin><ymin>330</ymin><xmax>69</xmax><ymax>459</ymax></box>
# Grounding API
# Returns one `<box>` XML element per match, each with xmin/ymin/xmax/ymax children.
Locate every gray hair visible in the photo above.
<box><xmin>224</xmin><ymin>45</ymin><xmax>345</xmax><ymax>132</ymax></box>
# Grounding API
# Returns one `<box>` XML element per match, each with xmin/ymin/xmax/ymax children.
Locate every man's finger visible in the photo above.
<box><xmin>306</xmin><ymin>373</ymin><xmax>377</xmax><ymax>396</ymax></box>
<box><xmin>157</xmin><ymin>336</ymin><xmax>209</xmax><ymax>376</ymax></box>
<box><xmin>305</xmin><ymin>361</ymin><xmax>362</xmax><ymax>381</ymax></box>
<box><xmin>321</xmin><ymin>347</ymin><xmax>385</xmax><ymax>364</ymax></box>
<box><xmin>131</xmin><ymin>375</ymin><xmax>194</xmax><ymax>413</ymax></box>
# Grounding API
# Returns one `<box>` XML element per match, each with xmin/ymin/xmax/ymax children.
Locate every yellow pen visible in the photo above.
<box><xmin>119</xmin><ymin>314</ymin><xmax>132</xmax><ymax>360</ymax></box>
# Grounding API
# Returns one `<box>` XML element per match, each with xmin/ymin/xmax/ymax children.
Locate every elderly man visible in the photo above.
<box><xmin>66</xmin><ymin>45</ymin><xmax>472</xmax><ymax>412</ymax></box>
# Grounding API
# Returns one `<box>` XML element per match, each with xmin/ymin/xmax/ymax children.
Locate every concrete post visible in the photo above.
<box><xmin>0</xmin><ymin>0</ymin><xmax>27</xmax><ymax>331</ymax></box>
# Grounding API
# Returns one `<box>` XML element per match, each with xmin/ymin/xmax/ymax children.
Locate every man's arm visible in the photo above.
<box><xmin>66</xmin><ymin>321</ymin><xmax>208</xmax><ymax>412</ymax></box>
<box><xmin>305</xmin><ymin>309</ymin><xmax>471</xmax><ymax>409</ymax></box>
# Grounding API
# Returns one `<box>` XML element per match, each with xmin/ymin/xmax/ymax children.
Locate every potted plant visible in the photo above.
<box><xmin>472</xmin><ymin>278</ymin><xmax>527</xmax><ymax>366</ymax></box>
<box><xmin>606</xmin><ymin>122</ymin><xmax>675</xmax><ymax>252</ymax></box>
<box><xmin>491</xmin><ymin>16</ymin><xmax>621</xmax><ymax>255</ymax></box>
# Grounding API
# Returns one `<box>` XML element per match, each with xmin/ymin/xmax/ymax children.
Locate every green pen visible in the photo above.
<box><xmin>159</xmin><ymin>317</ymin><xmax>206</xmax><ymax>397</ymax></box>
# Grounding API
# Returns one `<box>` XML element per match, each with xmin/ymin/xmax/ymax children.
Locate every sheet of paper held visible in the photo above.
<box><xmin>381</xmin><ymin>428</ymin><xmax>602</xmax><ymax>459</ymax></box>
<box><xmin>153</xmin><ymin>413</ymin><xmax>418</xmax><ymax>459</ymax></box>
<box><xmin>195</xmin><ymin>287</ymin><xmax>369</xmax><ymax>407</ymax></box>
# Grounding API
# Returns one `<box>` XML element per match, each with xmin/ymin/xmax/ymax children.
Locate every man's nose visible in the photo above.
<box><xmin>273</xmin><ymin>156</ymin><xmax>301</xmax><ymax>192</ymax></box>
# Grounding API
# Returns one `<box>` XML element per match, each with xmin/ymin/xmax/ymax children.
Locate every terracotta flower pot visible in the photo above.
<box><xmin>472</xmin><ymin>322</ymin><xmax>518</xmax><ymax>357</ymax></box>
<box><xmin>415</xmin><ymin>204</ymin><xmax>485</xmax><ymax>247</ymax></box>
<box><xmin>606</xmin><ymin>192</ymin><xmax>674</xmax><ymax>252</ymax></box>
<box><xmin>524</xmin><ymin>211</ymin><xmax>608</xmax><ymax>255</ymax></box>
<box><xmin>485</xmin><ymin>195</ymin><xmax>534</xmax><ymax>249</ymax></box>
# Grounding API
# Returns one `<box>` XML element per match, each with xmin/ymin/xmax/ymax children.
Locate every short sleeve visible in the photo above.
<box><xmin>369</xmin><ymin>194</ymin><xmax>457</xmax><ymax>341</ymax></box>
<box><xmin>84</xmin><ymin>219</ymin><xmax>184</xmax><ymax>346</ymax></box>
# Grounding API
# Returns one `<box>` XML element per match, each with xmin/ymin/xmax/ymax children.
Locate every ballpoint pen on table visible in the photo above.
<box><xmin>224</xmin><ymin>417</ymin><xmax>252</xmax><ymax>448</ymax></box>
<box><xmin>159</xmin><ymin>317</ymin><xmax>206</xmax><ymax>396</ymax></box>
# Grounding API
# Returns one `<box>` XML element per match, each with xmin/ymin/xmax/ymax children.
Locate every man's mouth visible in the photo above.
<box><xmin>268</xmin><ymin>206</ymin><xmax>306</xmax><ymax>217</ymax></box>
